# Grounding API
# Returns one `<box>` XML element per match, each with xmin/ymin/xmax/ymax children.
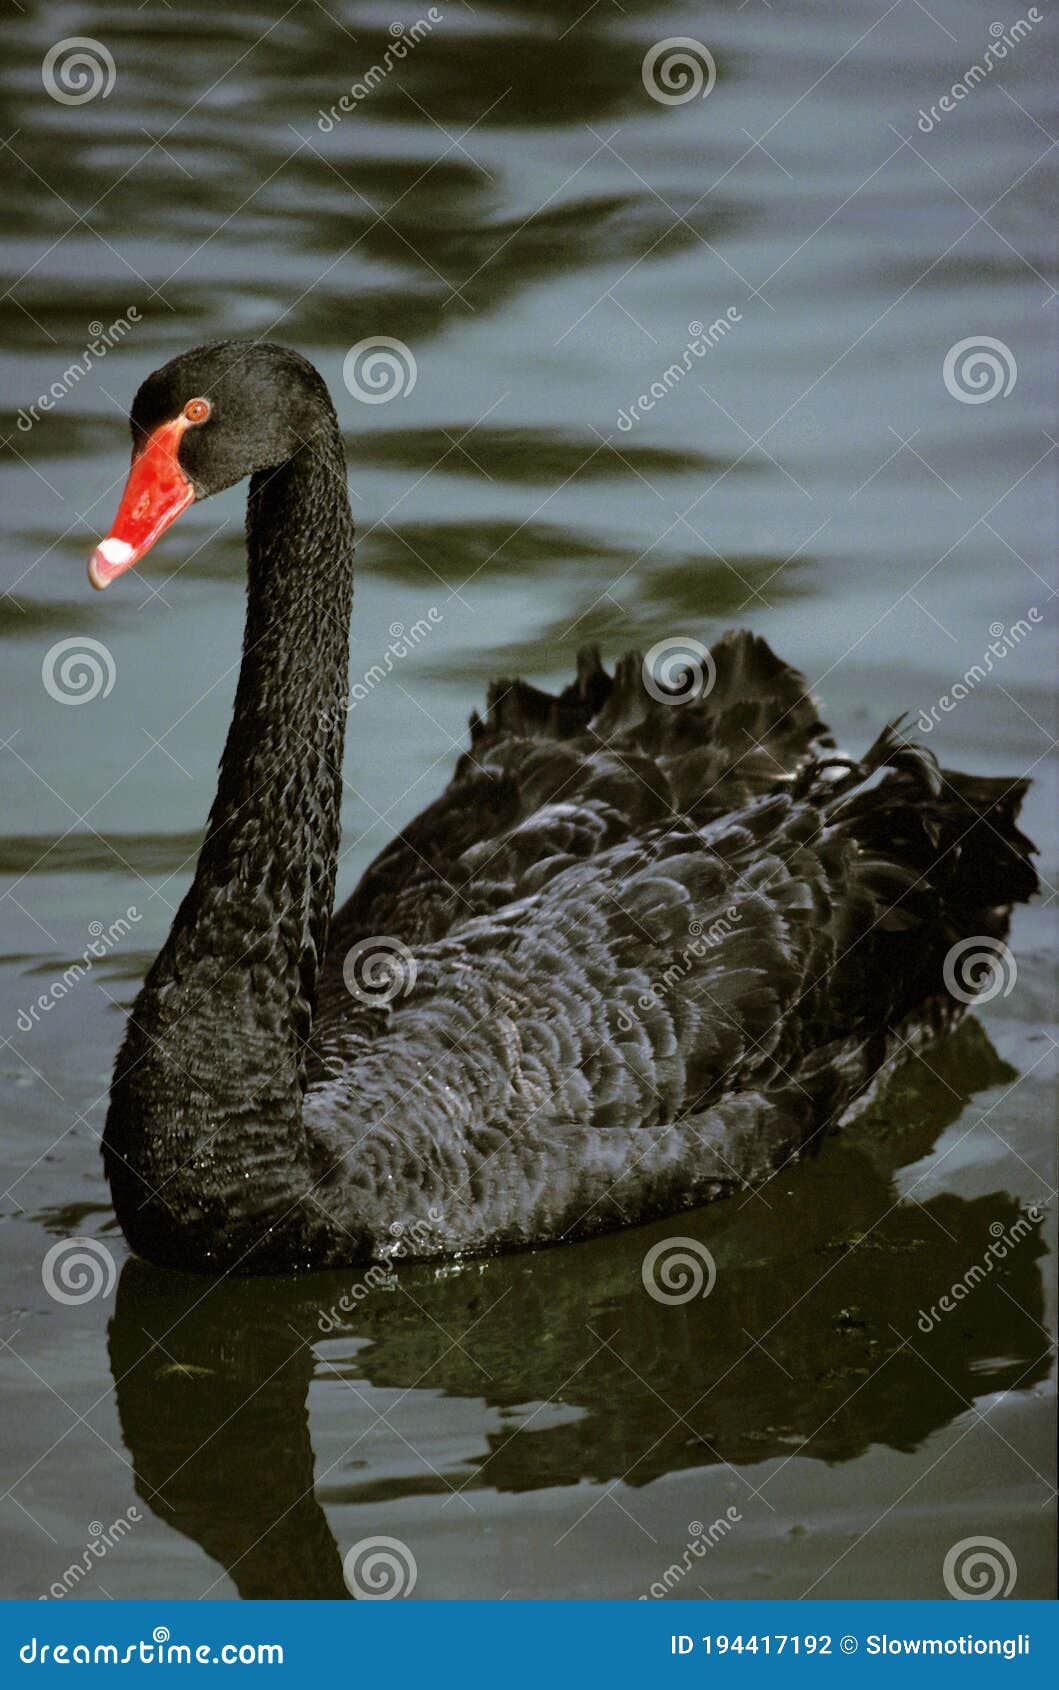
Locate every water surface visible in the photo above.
<box><xmin>1</xmin><ymin>0</ymin><xmax>1055</xmax><ymax>1600</ymax></box>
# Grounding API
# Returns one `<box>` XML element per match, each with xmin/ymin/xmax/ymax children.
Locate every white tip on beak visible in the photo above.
<box><xmin>87</xmin><ymin>537</ymin><xmax>135</xmax><ymax>591</ymax></box>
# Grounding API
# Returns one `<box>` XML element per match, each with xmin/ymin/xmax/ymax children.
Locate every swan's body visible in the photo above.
<box><xmin>92</xmin><ymin>342</ymin><xmax>1037</xmax><ymax>1274</ymax></box>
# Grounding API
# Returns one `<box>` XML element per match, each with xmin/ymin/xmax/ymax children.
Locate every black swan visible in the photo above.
<box><xmin>87</xmin><ymin>340</ymin><xmax>1037</xmax><ymax>1275</ymax></box>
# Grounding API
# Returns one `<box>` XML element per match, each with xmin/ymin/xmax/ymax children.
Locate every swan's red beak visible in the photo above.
<box><xmin>88</xmin><ymin>416</ymin><xmax>196</xmax><ymax>590</ymax></box>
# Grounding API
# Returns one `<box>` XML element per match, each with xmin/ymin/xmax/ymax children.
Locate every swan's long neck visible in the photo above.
<box><xmin>189</xmin><ymin>428</ymin><xmax>354</xmax><ymax>1077</ymax></box>
<box><xmin>103</xmin><ymin>422</ymin><xmax>355</xmax><ymax>1261</ymax></box>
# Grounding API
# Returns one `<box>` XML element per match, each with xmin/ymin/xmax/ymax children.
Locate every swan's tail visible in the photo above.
<box><xmin>820</xmin><ymin>718</ymin><xmax>1038</xmax><ymax>909</ymax></box>
<box><xmin>797</xmin><ymin>719</ymin><xmax>1039</xmax><ymax>1038</ymax></box>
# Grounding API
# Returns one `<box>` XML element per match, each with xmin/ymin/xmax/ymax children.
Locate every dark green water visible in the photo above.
<box><xmin>1</xmin><ymin>0</ymin><xmax>1055</xmax><ymax>1599</ymax></box>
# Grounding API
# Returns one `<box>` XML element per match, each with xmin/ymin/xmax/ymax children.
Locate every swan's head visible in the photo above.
<box><xmin>88</xmin><ymin>340</ymin><xmax>334</xmax><ymax>589</ymax></box>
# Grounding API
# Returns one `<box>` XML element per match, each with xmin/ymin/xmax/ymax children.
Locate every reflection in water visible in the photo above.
<box><xmin>3</xmin><ymin>0</ymin><xmax>1053</xmax><ymax>1604</ymax></box>
<box><xmin>108</xmin><ymin>1023</ymin><xmax>1047</xmax><ymax>1599</ymax></box>
<box><xmin>0</xmin><ymin>2</ymin><xmax>737</xmax><ymax>355</ymax></box>
<box><xmin>110</xmin><ymin>1292</ymin><xmax>350</xmax><ymax>1601</ymax></box>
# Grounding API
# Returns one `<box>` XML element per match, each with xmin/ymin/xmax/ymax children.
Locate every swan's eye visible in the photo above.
<box><xmin>183</xmin><ymin>397</ymin><xmax>211</xmax><ymax>424</ymax></box>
